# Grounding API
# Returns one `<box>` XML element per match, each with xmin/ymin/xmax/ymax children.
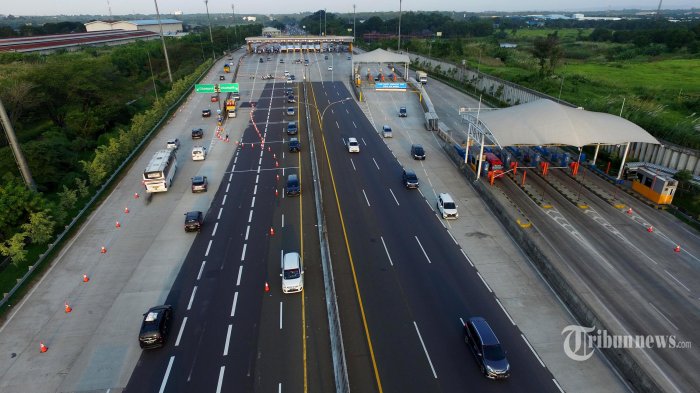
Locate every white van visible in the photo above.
<box><xmin>281</xmin><ymin>252</ymin><xmax>303</xmax><ymax>293</ymax></box>
<box><xmin>437</xmin><ymin>192</ymin><xmax>459</xmax><ymax>219</ymax></box>
<box><xmin>191</xmin><ymin>146</ymin><xmax>207</xmax><ymax>161</ymax></box>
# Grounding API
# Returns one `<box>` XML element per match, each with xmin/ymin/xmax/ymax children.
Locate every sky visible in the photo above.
<box><xmin>1</xmin><ymin>0</ymin><xmax>694</xmax><ymax>16</ymax></box>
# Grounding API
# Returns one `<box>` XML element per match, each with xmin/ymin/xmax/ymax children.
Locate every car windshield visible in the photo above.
<box><xmin>483</xmin><ymin>344</ymin><xmax>506</xmax><ymax>361</ymax></box>
<box><xmin>193</xmin><ymin>178</ymin><xmax>204</xmax><ymax>185</ymax></box>
<box><xmin>284</xmin><ymin>268</ymin><xmax>301</xmax><ymax>279</ymax></box>
<box><xmin>289</xmin><ymin>179</ymin><xmax>299</xmax><ymax>187</ymax></box>
<box><xmin>145</xmin><ymin>311</ymin><xmax>159</xmax><ymax>322</ymax></box>
<box><xmin>415</xmin><ymin>147</ymin><xmax>424</xmax><ymax>154</ymax></box>
<box><xmin>444</xmin><ymin>202</ymin><xmax>456</xmax><ymax>209</ymax></box>
<box><xmin>406</xmin><ymin>174</ymin><xmax>417</xmax><ymax>181</ymax></box>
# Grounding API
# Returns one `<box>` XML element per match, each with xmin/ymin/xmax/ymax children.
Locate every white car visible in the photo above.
<box><xmin>328</xmin><ymin>66</ymin><xmax>333</xmax><ymax>71</ymax></box>
<box><xmin>191</xmin><ymin>146</ymin><xmax>207</xmax><ymax>161</ymax></box>
<box><xmin>166</xmin><ymin>138</ymin><xmax>180</xmax><ymax>149</ymax></box>
<box><xmin>281</xmin><ymin>252</ymin><xmax>303</xmax><ymax>293</ymax></box>
<box><xmin>284</xmin><ymin>70</ymin><xmax>290</xmax><ymax>76</ymax></box>
<box><xmin>347</xmin><ymin>137</ymin><xmax>360</xmax><ymax>153</ymax></box>
<box><xmin>437</xmin><ymin>193</ymin><xmax>459</xmax><ymax>219</ymax></box>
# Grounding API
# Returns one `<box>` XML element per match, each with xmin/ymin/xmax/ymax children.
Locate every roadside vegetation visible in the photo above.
<box><xmin>0</xmin><ymin>24</ymin><xmax>260</xmax><ymax>299</ymax></box>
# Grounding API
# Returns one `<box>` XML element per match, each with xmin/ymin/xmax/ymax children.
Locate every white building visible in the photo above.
<box><xmin>242</xmin><ymin>16</ymin><xmax>257</xmax><ymax>22</ymax></box>
<box><xmin>262</xmin><ymin>27</ymin><xmax>281</xmax><ymax>37</ymax></box>
<box><xmin>85</xmin><ymin>19</ymin><xmax>183</xmax><ymax>35</ymax></box>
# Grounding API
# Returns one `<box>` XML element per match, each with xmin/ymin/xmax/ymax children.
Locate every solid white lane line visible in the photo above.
<box><xmin>389</xmin><ymin>188</ymin><xmax>399</xmax><ymax>206</ymax></box>
<box><xmin>212</xmin><ymin>222</ymin><xmax>219</xmax><ymax>236</ymax></box>
<box><xmin>258</xmin><ymin>157</ymin><xmax>262</xmax><ymax>165</ymax></box>
<box><xmin>236</xmin><ymin>265</ymin><xmax>243</xmax><ymax>286</ymax></box>
<box><xmin>335</xmin><ymin>120</ymin><xmax>339</xmax><ymax>128</ymax></box>
<box><xmin>241</xmin><ymin>244</ymin><xmax>247</xmax><ymax>261</ymax></box>
<box><xmin>283</xmin><ymin>152</ymin><xmax>285</xmax><ymax>159</ymax></box>
<box><xmin>257</xmin><ymin>166</ymin><xmax>261</xmax><ymax>174</ymax></box>
<box><xmin>280</xmin><ymin>301</ymin><xmax>283</xmax><ymax>329</ymax></box>
<box><xmin>460</xmin><ymin>249</ymin><xmax>474</xmax><ymax>267</ymax></box>
<box><xmin>664</xmin><ymin>270</ymin><xmax>691</xmax><ymax>292</ymax></box>
<box><xmin>521</xmin><ymin>334</ymin><xmax>546</xmax><ymax>368</ymax></box>
<box><xmin>215</xmin><ymin>366</ymin><xmax>225</xmax><ymax>393</ymax></box>
<box><xmin>197</xmin><ymin>261</ymin><xmax>206</xmax><ymax>280</ymax></box>
<box><xmin>245</xmin><ymin>225</ymin><xmax>250</xmax><ymax>241</ymax></box>
<box><xmin>447</xmin><ymin>230</ymin><xmax>457</xmax><ymax>245</ymax></box>
<box><xmin>248</xmin><ymin>210</ymin><xmax>253</xmax><ymax>222</ymax></box>
<box><xmin>175</xmin><ymin>317</ymin><xmax>187</xmax><ymax>347</ymax></box>
<box><xmin>226</xmin><ymin>183</ymin><xmax>230</xmax><ymax>193</ymax></box>
<box><xmin>362</xmin><ymin>189</ymin><xmax>371</xmax><ymax>207</ymax></box>
<box><xmin>279</xmin><ymin>383</ymin><xmax>282</xmax><ymax>393</ymax></box>
<box><xmin>361</xmin><ymin>137</ymin><xmax>367</xmax><ymax>146</ymax></box>
<box><xmin>229</xmin><ymin>173</ymin><xmax>233</xmax><ymax>182</ymax></box>
<box><xmin>282</xmin><ymin>214</ymin><xmax>285</xmax><ymax>228</ymax></box>
<box><xmin>495</xmin><ymin>298</ymin><xmax>516</xmax><ymax>325</ymax></box>
<box><xmin>256</xmin><ymin>174</ymin><xmax>259</xmax><ymax>184</ymax></box>
<box><xmin>205</xmin><ymin>240</ymin><xmax>212</xmax><ymax>257</ymax></box>
<box><xmin>251</xmin><ymin>196</ymin><xmax>256</xmax><ymax>207</ymax></box>
<box><xmin>187</xmin><ymin>286</ymin><xmax>197</xmax><ymax>310</ymax></box>
<box><xmin>553</xmin><ymin>379</ymin><xmax>565</xmax><ymax>393</ymax></box>
<box><xmin>158</xmin><ymin>356</ymin><xmax>175</xmax><ymax>393</ymax></box>
<box><xmin>415</xmin><ymin>236</ymin><xmax>432</xmax><ymax>264</ymax></box>
<box><xmin>218</xmin><ymin>207</ymin><xmax>223</xmax><ymax>220</ymax></box>
<box><xmin>649</xmin><ymin>302</ymin><xmax>678</xmax><ymax>330</ymax></box>
<box><xmin>380</xmin><ymin>236</ymin><xmax>394</xmax><ymax>266</ymax></box>
<box><xmin>222</xmin><ymin>194</ymin><xmax>227</xmax><ymax>206</ymax></box>
<box><xmin>231</xmin><ymin>292</ymin><xmax>239</xmax><ymax>317</ymax></box>
<box><xmin>476</xmin><ymin>272</ymin><xmax>493</xmax><ymax>293</ymax></box>
<box><xmin>352</xmin><ymin>121</ymin><xmax>357</xmax><ymax>128</ymax></box>
<box><xmin>350</xmin><ymin>158</ymin><xmax>356</xmax><ymax>171</ymax></box>
<box><xmin>232</xmin><ymin>164</ymin><xmax>236</xmax><ymax>173</ymax></box>
<box><xmin>373</xmin><ymin>158</ymin><xmax>380</xmax><ymax>170</ymax></box>
<box><xmin>414</xmin><ymin>322</ymin><xmax>438</xmax><ymax>378</ymax></box>
<box><xmin>223</xmin><ymin>324</ymin><xmax>232</xmax><ymax>356</ymax></box>
<box><xmin>253</xmin><ymin>184</ymin><xmax>258</xmax><ymax>195</ymax></box>
<box><xmin>234</xmin><ymin>156</ymin><xmax>238</xmax><ymax>164</ymax></box>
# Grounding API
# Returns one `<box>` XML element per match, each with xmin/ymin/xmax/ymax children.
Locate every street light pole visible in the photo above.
<box><xmin>204</xmin><ymin>0</ymin><xmax>216</xmax><ymax>60</ymax></box>
<box><xmin>153</xmin><ymin>0</ymin><xmax>173</xmax><ymax>83</ymax></box>
<box><xmin>398</xmin><ymin>0</ymin><xmax>402</xmax><ymax>51</ymax></box>
<box><xmin>309</xmin><ymin>97</ymin><xmax>352</xmax><ymax>129</ymax></box>
<box><xmin>353</xmin><ymin>4</ymin><xmax>356</xmax><ymax>42</ymax></box>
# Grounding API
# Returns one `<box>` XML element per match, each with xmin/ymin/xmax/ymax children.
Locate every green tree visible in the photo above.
<box><xmin>20</xmin><ymin>211</ymin><xmax>54</xmax><ymax>244</ymax></box>
<box><xmin>532</xmin><ymin>32</ymin><xmax>562</xmax><ymax>76</ymax></box>
<box><xmin>0</xmin><ymin>232</ymin><xmax>28</xmax><ymax>265</ymax></box>
<box><xmin>74</xmin><ymin>178</ymin><xmax>90</xmax><ymax>199</ymax></box>
<box><xmin>57</xmin><ymin>185</ymin><xmax>78</xmax><ymax>212</ymax></box>
<box><xmin>0</xmin><ymin>175</ymin><xmax>47</xmax><ymax>240</ymax></box>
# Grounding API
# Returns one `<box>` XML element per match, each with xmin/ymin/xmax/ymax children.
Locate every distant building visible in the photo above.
<box><xmin>572</xmin><ymin>13</ymin><xmax>622</xmax><ymax>21</ymax></box>
<box><xmin>243</xmin><ymin>16</ymin><xmax>257</xmax><ymax>22</ymax></box>
<box><xmin>85</xmin><ymin>19</ymin><xmax>183</xmax><ymax>35</ymax></box>
<box><xmin>499</xmin><ymin>43</ymin><xmax>517</xmax><ymax>48</ymax></box>
<box><xmin>262</xmin><ymin>27</ymin><xmax>281</xmax><ymax>37</ymax></box>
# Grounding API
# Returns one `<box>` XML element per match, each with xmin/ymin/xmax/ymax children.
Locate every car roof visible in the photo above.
<box><xmin>185</xmin><ymin>211</ymin><xmax>202</xmax><ymax>217</ymax></box>
<box><xmin>439</xmin><ymin>192</ymin><xmax>454</xmax><ymax>202</ymax></box>
<box><xmin>404</xmin><ymin>168</ymin><xmax>416</xmax><ymax>175</ymax></box>
<box><xmin>348</xmin><ymin>137</ymin><xmax>358</xmax><ymax>142</ymax></box>
<box><xmin>468</xmin><ymin>317</ymin><xmax>500</xmax><ymax>345</ymax></box>
<box><xmin>192</xmin><ymin>175</ymin><xmax>205</xmax><ymax>181</ymax></box>
<box><xmin>288</xmin><ymin>173</ymin><xmax>298</xmax><ymax>180</ymax></box>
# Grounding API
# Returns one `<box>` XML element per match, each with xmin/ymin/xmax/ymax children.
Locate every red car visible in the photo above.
<box><xmin>210</xmin><ymin>95</ymin><xmax>218</xmax><ymax>102</ymax></box>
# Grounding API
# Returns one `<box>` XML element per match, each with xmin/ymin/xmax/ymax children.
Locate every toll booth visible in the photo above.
<box><xmin>630</xmin><ymin>166</ymin><xmax>678</xmax><ymax>205</ymax></box>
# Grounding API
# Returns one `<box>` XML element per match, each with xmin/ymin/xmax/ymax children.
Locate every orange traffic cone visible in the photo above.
<box><xmin>275</xmin><ymin>161</ymin><xmax>279</xmax><ymax>168</ymax></box>
<box><xmin>275</xmin><ymin>189</ymin><xmax>279</xmax><ymax>197</ymax></box>
<box><xmin>40</xmin><ymin>341</ymin><xmax>48</xmax><ymax>353</ymax></box>
<box><xmin>626</xmin><ymin>208</ymin><xmax>633</xmax><ymax>214</ymax></box>
<box><xmin>674</xmin><ymin>245</ymin><xmax>681</xmax><ymax>253</ymax></box>
<box><xmin>273</xmin><ymin>153</ymin><xmax>277</xmax><ymax>159</ymax></box>
<box><xmin>264</xmin><ymin>282</ymin><xmax>270</xmax><ymax>293</ymax></box>
<box><xmin>100</xmin><ymin>246</ymin><xmax>107</xmax><ymax>254</ymax></box>
<box><xmin>268</xmin><ymin>146</ymin><xmax>271</xmax><ymax>152</ymax></box>
<box><xmin>270</xmin><ymin>227</ymin><xmax>275</xmax><ymax>236</ymax></box>
<box><xmin>276</xmin><ymin>174</ymin><xmax>280</xmax><ymax>181</ymax></box>
<box><xmin>647</xmin><ymin>226</ymin><xmax>653</xmax><ymax>233</ymax></box>
<box><xmin>124</xmin><ymin>207</ymin><xmax>129</xmax><ymax>214</ymax></box>
<box><xmin>64</xmin><ymin>302</ymin><xmax>72</xmax><ymax>313</ymax></box>
<box><xmin>134</xmin><ymin>192</ymin><xmax>140</xmax><ymax>199</ymax></box>
<box><xmin>82</xmin><ymin>274</ymin><xmax>89</xmax><ymax>283</ymax></box>
<box><xmin>115</xmin><ymin>221</ymin><xmax>121</xmax><ymax>229</ymax></box>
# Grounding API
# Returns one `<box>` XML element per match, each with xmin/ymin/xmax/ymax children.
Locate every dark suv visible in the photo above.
<box><xmin>139</xmin><ymin>305</ymin><xmax>173</xmax><ymax>349</ymax></box>
<box><xmin>286</xmin><ymin>174</ymin><xmax>300</xmax><ymax>196</ymax></box>
<box><xmin>288</xmin><ymin>137</ymin><xmax>301</xmax><ymax>152</ymax></box>
<box><xmin>202</xmin><ymin>109</ymin><xmax>211</xmax><ymax>117</ymax></box>
<box><xmin>464</xmin><ymin>317</ymin><xmax>510</xmax><ymax>379</ymax></box>
<box><xmin>184</xmin><ymin>211</ymin><xmax>203</xmax><ymax>232</ymax></box>
<box><xmin>402</xmin><ymin>168</ymin><xmax>419</xmax><ymax>189</ymax></box>
<box><xmin>192</xmin><ymin>128</ymin><xmax>204</xmax><ymax>139</ymax></box>
<box><xmin>411</xmin><ymin>144</ymin><xmax>426</xmax><ymax>160</ymax></box>
<box><xmin>191</xmin><ymin>176</ymin><xmax>208</xmax><ymax>192</ymax></box>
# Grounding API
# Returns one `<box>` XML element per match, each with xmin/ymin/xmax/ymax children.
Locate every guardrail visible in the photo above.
<box><xmin>0</xmin><ymin>60</ymin><xmax>216</xmax><ymax>310</ymax></box>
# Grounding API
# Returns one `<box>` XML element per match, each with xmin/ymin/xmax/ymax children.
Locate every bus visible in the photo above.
<box><xmin>143</xmin><ymin>149</ymin><xmax>178</xmax><ymax>193</ymax></box>
<box><xmin>484</xmin><ymin>153</ymin><xmax>504</xmax><ymax>178</ymax></box>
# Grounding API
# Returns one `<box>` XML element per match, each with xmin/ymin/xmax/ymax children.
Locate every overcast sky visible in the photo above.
<box><xmin>2</xmin><ymin>0</ymin><xmax>693</xmax><ymax>17</ymax></box>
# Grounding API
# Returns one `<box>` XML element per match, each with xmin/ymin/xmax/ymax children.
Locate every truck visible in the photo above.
<box><xmin>225</xmin><ymin>93</ymin><xmax>237</xmax><ymax>118</ymax></box>
<box><xmin>224</xmin><ymin>64</ymin><xmax>231</xmax><ymax>73</ymax></box>
<box><xmin>416</xmin><ymin>71</ymin><xmax>428</xmax><ymax>84</ymax></box>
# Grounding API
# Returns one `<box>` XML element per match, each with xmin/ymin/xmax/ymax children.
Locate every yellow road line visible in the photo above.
<box><xmin>309</xmin><ymin>82</ymin><xmax>384</xmax><ymax>393</ymax></box>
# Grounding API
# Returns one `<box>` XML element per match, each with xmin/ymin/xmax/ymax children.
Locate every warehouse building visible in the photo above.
<box><xmin>85</xmin><ymin>19</ymin><xmax>183</xmax><ymax>35</ymax></box>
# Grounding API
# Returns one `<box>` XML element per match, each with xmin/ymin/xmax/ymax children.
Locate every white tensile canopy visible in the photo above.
<box><xmin>352</xmin><ymin>48</ymin><xmax>410</xmax><ymax>65</ymax></box>
<box><xmin>477</xmin><ymin>99</ymin><xmax>660</xmax><ymax>147</ymax></box>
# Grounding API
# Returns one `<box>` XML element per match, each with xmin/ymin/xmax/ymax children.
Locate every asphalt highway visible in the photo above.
<box><xmin>309</xmin><ymin>81</ymin><xmax>561</xmax><ymax>392</ymax></box>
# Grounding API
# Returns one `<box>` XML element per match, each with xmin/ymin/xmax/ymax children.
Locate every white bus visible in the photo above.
<box><xmin>143</xmin><ymin>149</ymin><xmax>177</xmax><ymax>193</ymax></box>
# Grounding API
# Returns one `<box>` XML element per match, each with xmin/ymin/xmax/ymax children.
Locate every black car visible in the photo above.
<box><xmin>184</xmin><ymin>211</ymin><xmax>203</xmax><ymax>232</ymax></box>
<box><xmin>402</xmin><ymin>168</ymin><xmax>419</xmax><ymax>189</ymax></box>
<box><xmin>286</xmin><ymin>174</ymin><xmax>300</xmax><ymax>196</ymax></box>
<box><xmin>202</xmin><ymin>109</ymin><xmax>211</xmax><ymax>117</ymax></box>
<box><xmin>411</xmin><ymin>144</ymin><xmax>426</xmax><ymax>160</ymax></box>
<box><xmin>191</xmin><ymin>175</ymin><xmax>208</xmax><ymax>192</ymax></box>
<box><xmin>139</xmin><ymin>305</ymin><xmax>173</xmax><ymax>349</ymax></box>
<box><xmin>464</xmin><ymin>317</ymin><xmax>511</xmax><ymax>379</ymax></box>
<box><xmin>191</xmin><ymin>128</ymin><xmax>204</xmax><ymax>139</ymax></box>
<box><xmin>287</xmin><ymin>95</ymin><xmax>296</xmax><ymax>103</ymax></box>
<box><xmin>219</xmin><ymin>75</ymin><xmax>225</xmax><ymax>81</ymax></box>
<box><xmin>285</xmin><ymin>87</ymin><xmax>294</xmax><ymax>95</ymax></box>
<box><xmin>289</xmin><ymin>137</ymin><xmax>301</xmax><ymax>152</ymax></box>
